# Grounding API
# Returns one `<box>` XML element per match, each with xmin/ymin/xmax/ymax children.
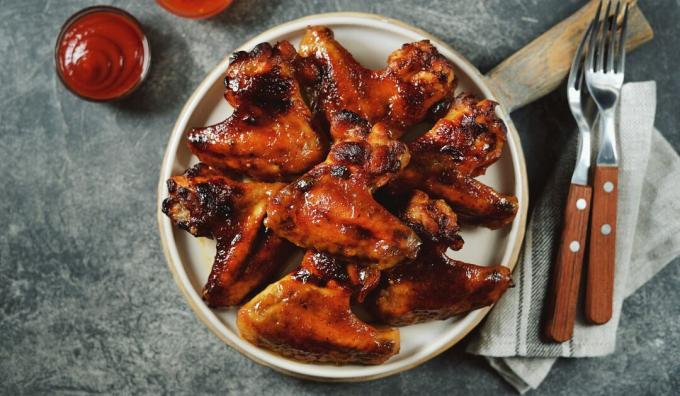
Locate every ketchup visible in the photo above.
<box><xmin>156</xmin><ymin>0</ymin><xmax>233</xmax><ymax>19</ymax></box>
<box><xmin>56</xmin><ymin>7</ymin><xmax>149</xmax><ymax>101</ymax></box>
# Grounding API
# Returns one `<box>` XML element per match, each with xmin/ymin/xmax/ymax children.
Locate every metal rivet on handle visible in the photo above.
<box><xmin>569</xmin><ymin>241</ymin><xmax>580</xmax><ymax>252</ymax></box>
<box><xmin>601</xmin><ymin>224</ymin><xmax>612</xmax><ymax>235</ymax></box>
<box><xmin>576</xmin><ymin>198</ymin><xmax>587</xmax><ymax>210</ymax></box>
<box><xmin>603</xmin><ymin>181</ymin><xmax>614</xmax><ymax>192</ymax></box>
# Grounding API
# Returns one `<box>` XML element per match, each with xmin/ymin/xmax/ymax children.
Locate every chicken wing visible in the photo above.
<box><xmin>265</xmin><ymin>115</ymin><xmax>420</xmax><ymax>270</ymax></box>
<box><xmin>187</xmin><ymin>41</ymin><xmax>326</xmax><ymax>181</ymax></box>
<box><xmin>237</xmin><ymin>250</ymin><xmax>399</xmax><ymax>365</ymax></box>
<box><xmin>162</xmin><ymin>163</ymin><xmax>294</xmax><ymax>307</ymax></box>
<box><xmin>370</xmin><ymin>190</ymin><xmax>512</xmax><ymax>326</ymax></box>
<box><xmin>390</xmin><ymin>93</ymin><xmax>519</xmax><ymax>228</ymax></box>
<box><xmin>299</xmin><ymin>26</ymin><xmax>456</xmax><ymax>139</ymax></box>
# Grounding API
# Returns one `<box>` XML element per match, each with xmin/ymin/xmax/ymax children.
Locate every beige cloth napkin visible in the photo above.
<box><xmin>465</xmin><ymin>82</ymin><xmax>680</xmax><ymax>392</ymax></box>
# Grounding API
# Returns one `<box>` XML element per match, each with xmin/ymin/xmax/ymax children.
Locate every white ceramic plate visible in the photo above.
<box><xmin>157</xmin><ymin>12</ymin><xmax>528</xmax><ymax>381</ymax></box>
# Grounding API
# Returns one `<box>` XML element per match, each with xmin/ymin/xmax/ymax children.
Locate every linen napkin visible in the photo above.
<box><xmin>465</xmin><ymin>82</ymin><xmax>680</xmax><ymax>392</ymax></box>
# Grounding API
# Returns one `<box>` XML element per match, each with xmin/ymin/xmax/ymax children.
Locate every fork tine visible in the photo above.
<box><xmin>586</xmin><ymin>1</ymin><xmax>603</xmax><ymax>72</ymax></box>
<box><xmin>606</xmin><ymin>1</ymin><xmax>621</xmax><ymax>72</ymax></box>
<box><xmin>568</xmin><ymin>17</ymin><xmax>593</xmax><ymax>89</ymax></box>
<box><xmin>596</xmin><ymin>0</ymin><xmax>611</xmax><ymax>71</ymax></box>
<box><xmin>616</xmin><ymin>2</ymin><xmax>629</xmax><ymax>73</ymax></box>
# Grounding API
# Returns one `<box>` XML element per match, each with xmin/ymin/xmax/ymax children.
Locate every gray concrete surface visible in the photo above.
<box><xmin>1</xmin><ymin>0</ymin><xmax>678</xmax><ymax>394</ymax></box>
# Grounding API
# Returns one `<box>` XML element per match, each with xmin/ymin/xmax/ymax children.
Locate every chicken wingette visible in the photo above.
<box><xmin>237</xmin><ymin>250</ymin><xmax>399</xmax><ymax>364</ymax></box>
<box><xmin>187</xmin><ymin>41</ymin><xmax>326</xmax><ymax>181</ymax></box>
<box><xmin>162</xmin><ymin>163</ymin><xmax>294</xmax><ymax>307</ymax></box>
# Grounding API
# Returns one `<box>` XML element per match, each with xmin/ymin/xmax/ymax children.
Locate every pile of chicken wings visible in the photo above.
<box><xmin>163</xmin><ymin>26</ymin><xmax>518</xmax><ymax>365</ymax></box>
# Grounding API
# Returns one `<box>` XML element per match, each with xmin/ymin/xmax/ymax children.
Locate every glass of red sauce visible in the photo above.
<box><xmin>55</xmin><ymin>6</ymin><xmax>150</xmax><ymax>102</ymax></box>
<box><xmin>156</xmin><ymin>0</ymin><xmax>234</xmax><ymax>19</ymax></box>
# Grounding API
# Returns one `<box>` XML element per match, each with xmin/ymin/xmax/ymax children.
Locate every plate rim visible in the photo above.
<box><xmin>156</xmin><ymin>11</ymin><xmax>529</xmax><ymax>382</ymax></box>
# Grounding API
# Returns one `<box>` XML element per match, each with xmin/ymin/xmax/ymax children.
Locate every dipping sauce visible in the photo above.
<box><xmin>55</xmin><ymin>6</ymin><xmax>150</xmax><ymax>101</ymax></box>
<box><xmin>156</xmin><ymin>0</ymin><xmax>233</xmax><ymax>19</ymax></box>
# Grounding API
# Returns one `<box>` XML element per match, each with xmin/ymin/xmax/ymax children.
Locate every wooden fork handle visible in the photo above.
<box><xmin>545</xmin><ymin>183</ymin><xmax>592</xmax><ymax>343</ymax></box>
<box><xmin>585</xmin><ymin>166</ymin><xmax>618</xmax><ymax>324</ymax></box>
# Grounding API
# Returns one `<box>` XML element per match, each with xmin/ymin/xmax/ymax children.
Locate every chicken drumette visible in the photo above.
<box><xmin>162</xmin><ymin>163</ymin><xmax>294</xmax><ymax>307</ymax></box>
<box><xmin>187</xmin><ymin>41</ymin><xmax>326</xmax><ymax>181</ymax></box>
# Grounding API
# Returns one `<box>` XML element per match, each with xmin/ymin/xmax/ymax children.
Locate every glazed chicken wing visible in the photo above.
<box><xmin>391</xmin><ymin>93</ymin><xmax>519</xmax><ymax>228</ymax></box>
<box><xmin>187</xmin><ymin>41</ymin><xmax>326</xmax><ymax>181</ymax></box>
<box><xmin>162</xmin><ymin>163</ymin><xmax>294</xmax><ymax>307</ymax></box>
<box><xmin>370</xmin><ymin>190</ymin><xmax>512</xmax><ymax>326</ymax></box>
<box><xmin>299</xmin><ymin>26</ymin><xmax>456</xmax><ymax>139</ymax></box>
<box><xmin>373</xmin><ymin>252</ymin><xmax>513</xmax><ymax>326</ymax></box>
<box><xmin>265</xmin><ymin>114</ymin><xmax>420</xmax><ymax>270</ymax></box>
<box><xmin>237</xmin><ymin>250</ymin><xmax>399</xmax><ymax>365</ymax></box>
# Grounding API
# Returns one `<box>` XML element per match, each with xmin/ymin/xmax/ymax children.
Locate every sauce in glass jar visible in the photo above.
<box><xmin>156</xmin><ymin>0</ymin><xmax>233</xmax><ymax>19</ymax></box>
<box><xmin>55</xmin><ymin>6</ymin><xmax>150</xmax><ymax>101</ymax></box>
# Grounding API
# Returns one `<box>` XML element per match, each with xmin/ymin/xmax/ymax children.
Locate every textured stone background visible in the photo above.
<box><xmin>1</xmin><ymin>0</ymin><xmax>678</xmax><ymax>394</ymax></box>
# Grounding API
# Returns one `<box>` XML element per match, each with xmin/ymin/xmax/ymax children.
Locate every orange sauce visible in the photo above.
<box><xmin>156</xmin><ymin>0</ymin><xmax>233</xmax><ymax>19</ymax></box>
<box><xmin>56</xmin><ymin>7</ymin><xmax>149</xmax><ymax>101</ymax></box>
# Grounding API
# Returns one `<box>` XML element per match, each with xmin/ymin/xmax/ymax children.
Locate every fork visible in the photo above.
<box><xmin>584</xmin><ymin>1</ymin><xmax>628</xmax><ymax>325</ymax></box>
<box><xmin>545</xmin><ymin>7</ymin><xmax>595</xmax><ymax>343</ymax></box>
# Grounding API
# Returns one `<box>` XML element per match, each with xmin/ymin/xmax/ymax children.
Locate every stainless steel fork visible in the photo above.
<box><xmin>545</xmin><ymin>9</ymin><xmax>595</xmax><ymax>343</ymax></box>
<box><xmin>584</xmin><ymin>0</ymin><xmax>628</xmax><ymax>325</ymax></box>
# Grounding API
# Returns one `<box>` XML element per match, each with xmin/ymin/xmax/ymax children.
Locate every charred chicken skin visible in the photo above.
<box><xmin>237</xmin><ymin>250</ymin><xmax>399</xmax><ymax>365</ymax></box>
<box><xmin>293</xmin><ymin>249</ymin><xmax>382</xmax><ymax>304</ymax></box>
<box><xmin>265</xmin><ymin>113</ymin><xmax>420</xmax><ymax>270</ymax></box>
<box><xmin>391</xmin><ymin>93</ymin><xmax>519</xmax><ymax>228</ymax></box>
<box><xmin>162</xmin><ymin>163</ymin><xmax>294</xmax><ymax>307</ymax></box>
<box><xmin>187</xmin><ymin>41</ymin><xmax>326</xmax><ymax>181</ymax></box>
<box><xmin>299</xmin><ymin>26</ymin><xmax>456</xmax><ymax>138</ymax></box>
<box><xmin>371</xmin><ymin>190</ymin><xmax>513</xmax><ymax>326</ymax></box>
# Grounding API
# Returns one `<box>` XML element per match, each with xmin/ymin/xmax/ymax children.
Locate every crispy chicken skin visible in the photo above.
<box><xmin>265</xmin><ymin>114</ymin><xmax>420</xmax><ymax>270</ymax></box>
<box><xmin>187</xmin><ymin>41</ymin><xmax>326</xmax><ymax>181</ymax></box>
<box><xmin>371</xmin><ymin>190</ymin><xmax>512</xmax><ymax>326</ymax></box>
<box><xmin>162</xmin><ymin>164</ymin><xmax>294</xmax><ymax>307</ymax></box>
<box><xmin>299</xmin><ymin>26</ymin><xmax>456</xmax><ymax>138</ymax></box>
<box><xmin>237</xmin><ymin>251</ymin><xmax>399</xmax><ymax>365</ymax></box>
<box><xmin>391</xmin><ymin>93</ymin><xmax>519</xmax><ymax>228</ymax></box>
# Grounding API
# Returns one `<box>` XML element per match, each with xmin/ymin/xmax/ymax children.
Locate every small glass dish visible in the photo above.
<box><xmin>55</xmin><ymin>6</ymin><xmax>151</xmax><ymax>102</ymax></box>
